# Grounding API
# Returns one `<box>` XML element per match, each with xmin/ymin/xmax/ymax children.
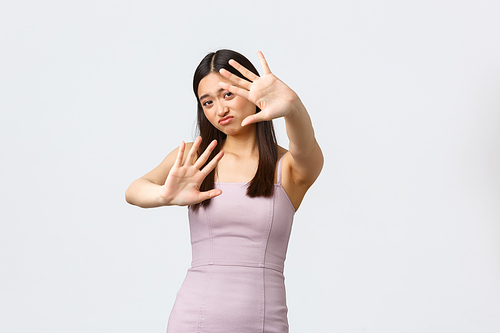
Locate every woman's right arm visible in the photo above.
<box><xmin>125</xmin><ymin>137</ymin><xmax>224</xmax><ymax>208</ymax></box>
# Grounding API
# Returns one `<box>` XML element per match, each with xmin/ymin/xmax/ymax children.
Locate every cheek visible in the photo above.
<box><xmin>203</xmin><ymin>109</ymin><xmax>219</xmax><ymax>127</ymax></box>
<box><xmin>234</xmin><ymin>97</ymin><xmax>256</xmax><ymax>114</ymax></box>
<box><xmin>203</xmin><ymin>109</ymin><xmax>213</xmax><ymax>121</ymax></box>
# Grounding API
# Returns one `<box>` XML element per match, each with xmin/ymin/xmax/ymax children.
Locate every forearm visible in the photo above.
<box><xmin>125</xmin><ymin>178</ymin><xmax>168</xmax><ymax>208</ymax></box>
<box><xmin>284</xmin><ymin>98</ymin><xmax>318</xmax><ymax>160</ymax></box>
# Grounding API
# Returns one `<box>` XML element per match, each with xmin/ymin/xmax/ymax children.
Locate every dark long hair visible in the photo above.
<box><xmin>192</xmin><ymin>49</ymin><xmax>278</xmax><ymax>210</ymax></box>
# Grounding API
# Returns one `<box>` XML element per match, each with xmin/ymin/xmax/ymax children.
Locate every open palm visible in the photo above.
<box><xmin>160</xmin><ymin>137</ymin><xmax>223</xmax><ymax>206</ymax></box>
<box><xmin>218</xmin><ymin>51</ymin><xmax>300</xmax><ymax>126</ymax></box>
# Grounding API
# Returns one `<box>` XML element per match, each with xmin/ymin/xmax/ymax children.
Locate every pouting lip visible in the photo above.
<box><xmin>218</xmin><ymin>116</ymin><xmax>234</xmax><ymax>124</ymax></box>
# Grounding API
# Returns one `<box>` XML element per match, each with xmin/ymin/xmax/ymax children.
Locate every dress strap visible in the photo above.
<box><xmin>277</xmin><ymin>154</ymin><xmax>285</xmax><ymax>185</ymax></box>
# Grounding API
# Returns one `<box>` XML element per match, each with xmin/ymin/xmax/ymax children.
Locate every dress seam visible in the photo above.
<box><xmin>190</xmin><ymin>262</ymin><xmax>284</xmax><ymax>273</ymax></box>
<box><xmin>196</xmin><ymin>265</ymin><xmax>212</xmax><ymax>333</ymax></box>
<box><xmin>261</xmin><ymin>192</ymin><xmax>276</xmax><ymax>332</ymax></box>
<box><xmin>196</xmin><ymin>209</ymin><xmax>214</xmax><ymax>332</ymax></box>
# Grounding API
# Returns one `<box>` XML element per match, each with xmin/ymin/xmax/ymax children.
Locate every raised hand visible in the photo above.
<box><xmin>160</xmin><ymin>137</ymin><xmax>224</xmax><ymax>206</ymax></box>
<box><xmin>218</xmin><ymin>51</ymin><xmax>301</xmax><ymax>126</ymax></box>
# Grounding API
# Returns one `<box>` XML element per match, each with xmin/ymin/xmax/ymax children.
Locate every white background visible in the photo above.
<box><xmin>1</xmin><ymin>1</ymin><xmax>499</xmax><ymax>332</ymax></box>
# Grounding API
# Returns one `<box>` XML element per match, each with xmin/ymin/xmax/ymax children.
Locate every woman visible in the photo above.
<box><xmin>125</xmin><ymin>49</ymin><xmax>323</xmax><ymax>333</ymax></box>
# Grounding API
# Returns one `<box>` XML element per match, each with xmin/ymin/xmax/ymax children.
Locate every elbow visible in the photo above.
<box><xmin>125</xmin><ymin>189</ymin><xmax>132</xmax><ymax>205</ymax></box>
<box><xmin>317</xmin><ymin>144</ymin><xmax>325</xmax><ymax>171</ymax></box>
<box><xmin>124</xmin><ymin>184</ymin><xmax>136</xmax><ymax>205</ymax></box>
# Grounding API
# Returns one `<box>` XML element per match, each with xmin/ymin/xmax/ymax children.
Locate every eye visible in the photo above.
<box><xmin>224</xmin><ymin>92</ymin><xmax>234</xmax><ymax>99</ymax></box>
<box><xmin>202</xmin><ymin>100</ymin><xmax>213</xmax><ymax>107</ymax></box>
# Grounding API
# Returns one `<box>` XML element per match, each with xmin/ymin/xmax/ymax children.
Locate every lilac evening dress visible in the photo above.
<box><xmin>166</xmin><ymin>156</ymin><xmax>295</xmax><ymax>333</ymax></box>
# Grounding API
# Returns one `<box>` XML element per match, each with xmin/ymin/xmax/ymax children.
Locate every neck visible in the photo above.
<box><xmin>222</xmin><ymin>125</ymin><xmax>258</xmax><ymax>158</ymax></box>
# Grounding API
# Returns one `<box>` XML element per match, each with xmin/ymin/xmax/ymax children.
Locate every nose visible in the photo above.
<box><xmin>217</xmin><ymin>103</ymin><xmax>229</xmax><ymax>117</ymax></box>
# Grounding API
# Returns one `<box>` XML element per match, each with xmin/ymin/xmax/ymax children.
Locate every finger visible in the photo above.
<box><xmin>207</xmin><ymin>189</ymin><xmax>223</xmax><ymax>199</ymax></box>
<box><xmin>219</xmin><ymin>68</ymin><xmax>252</xmax><ymax>90</ymax></box>
<box><xmin>241</xmin><ymin>113</ymin><xmax>267</xmax><ymax>127</ymax></box>
<box><xmin>199</xmin><ymin>150</ymin><xmax>224</xmax><ymax>177</ymax></box>
<box><xmin>174</xmin><ymin>141</ymin><xmax>186</xmax><ymax>167</ymax></box>
<box><xmin>219</xmin><ymin>82</ymin><xmax>250</xmax><ymax>100</ymax></box>
<box><xmin>193</xmin><ymin>139</ymin><xmax>217</xmax><ymax>169</ymax></box>
<box><xmin>197</xmin><ymin>188</ymin><xmax>223</xmax><ymax>203</ymax></box>
<box><xmin>185</xmin><ymin>136</ymin><xmax>201</xmax><ymax>166</ymax></box>
<box><xmin>257</xmin><ymin>51</ymin><xmax>271</xmax><ymax>75</ymax></box>
<box><xmin>228</xmin><ymin>59</ymin><xmax>260</xmax><ymax>82</ymax></box>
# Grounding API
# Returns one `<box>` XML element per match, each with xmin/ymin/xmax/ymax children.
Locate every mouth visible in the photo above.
<box><xmin>218</xmin><ymin>116</ymin><xmax>234</xmax><ymax>125</ymax></box>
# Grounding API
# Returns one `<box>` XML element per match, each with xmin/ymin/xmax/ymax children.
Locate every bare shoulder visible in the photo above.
<box><xmin>274</xmin><ymin>146</ymin><xmax>288</xmax><ymax>181</ymax></box>
<box><xmin>140</xmin><ymin>141</ymin><xmax>195</xmax><ymax>185</ymax></box>
<box><xmin>277</xmin><ymin>145</ymin><xmax>288</xmax><ymax>160</ymax></box>
<box><xmin>278</xmin><ymin>144</ymin><xmax>323</xmax><ymax>211</ymax></box>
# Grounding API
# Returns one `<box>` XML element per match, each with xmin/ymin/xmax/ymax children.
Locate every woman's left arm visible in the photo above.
<box><xmin>281</xmin><ymin>97</ymin><xmax>324</xmax><ymax>188</ymax></box>
<box><xmin>219</xmin><ymin>51</ymin><xmax>323</xmax><ymax>189</ymax></box>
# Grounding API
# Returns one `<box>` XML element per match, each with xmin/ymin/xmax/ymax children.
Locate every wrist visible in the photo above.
<box><xmin>285</xmin><ymin>97</ymin><xmax>306</xmax><ymax>119</ymax></box>
<box><xmin>158</xmin><ymin>185</ymin><xmax>173</xmax><ymax>206</ymax></box>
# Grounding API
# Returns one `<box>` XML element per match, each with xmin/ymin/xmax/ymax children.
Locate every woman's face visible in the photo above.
<box><xmin>198</xmin><ymin>73</ymin><xmax>256</xmax><ymax>136</ymax></box>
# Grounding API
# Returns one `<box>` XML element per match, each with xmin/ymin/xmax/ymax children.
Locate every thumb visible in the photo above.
<box><xmin>208</xmin><ymin>189</ymin><xmax>223</xmax><ymax>198</ymax></box>
<box><xmin>202</xmin><ymin>189</ymin><xmax>223</xmax><ymax>200</ymax></box>
<box><xmin>241</xmin><ymin>113</ymin><xmax>266</xmax><ymax>127</ymax></box>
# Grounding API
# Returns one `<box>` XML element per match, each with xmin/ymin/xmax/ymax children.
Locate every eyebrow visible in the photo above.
<box><xmin>199</xmin><ymin>88</ymin><xmax>224</xmax><ymax>101</ymax></box>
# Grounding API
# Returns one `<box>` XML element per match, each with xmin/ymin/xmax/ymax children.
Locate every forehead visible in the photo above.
<box><xmin>197</xmin><ymin>73</ymin><xmax>230</xmax><ymax>98</ymax></box>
